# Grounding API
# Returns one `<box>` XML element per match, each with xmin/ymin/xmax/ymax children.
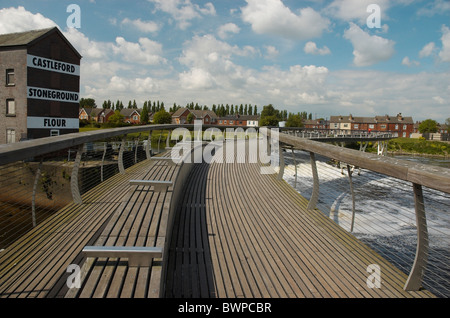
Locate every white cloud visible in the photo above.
<box><xmin>112</xmin><ymin>37</ymin><xmax>167</xmax><ymax>65</ymax></box>
<box><xmin>419</xmin><ymin>42</ymin><xmax>436</xmax><ymax>58</ymax></box>
<box><xmin>0</xmin><ymin>6</ymin><xmax>56</xmax><ymax>34</ymax></box>
<box><xmin>418</xmin><ymin>0</ymin><xmax>450</xmax><ymax>16</ymax></box>
<box><xmin>343</xmin><ymin>22</ymin><xmax>395</xmax><ymax>66</ymax></box>
<box><xmin>149</xmin><ymin>0</ymin><xmax>215</xmax><ymax>30</ymax></box>
<box><xmin>179</xmin><ymin>68</ymin><xmax>216</xmax><ymax>90</ymax></box>
<box><xmin>121</xmin><ymin>18</ymin><xmax>160</xmax><ymax>33</ymax></box>
<box><xmin>438</xmin><ymin>25</ymin><xmax>450</xmax><ymax>62</ymax></box>
<box><xmin>402</xmin><ymin>56</ymin><xmax>419</xmax><ymax>67</ymax></box>
<box><xmin>325</xmin><ymin>0</ymin><xmax>390</xmax><ymax>24</ymax></box>
<box><xmin>217</xmin><ymin>23</ymin><xmax>240</xmax><ymax>39</ymax></box>
<box><xmin>63</xmin><ymin>28</ymin><xmax>109</xmax><ymax>59</ymax></box>
<box><xmin>241</xmin><ymin>0</ymin><xmax>330</xmax><ymax>40</ymax></box>
<box><xmin>264</xmin><ymin>45</ymin><xmax>279</xmax><ymax>59</ymax></box>
<box><xmin>304</xmin><ymin>41</ymin><xmax>331</xmax><ymax>55</ymax></box>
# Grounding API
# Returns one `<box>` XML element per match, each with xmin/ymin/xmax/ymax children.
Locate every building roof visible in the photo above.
<box><xmin>330</xmin><ymin>114</ymin><xmax>413</xmax><ymax>124</ymax></box>
<box><xmin>120</xmin><ymin>108</ymin><xmax>141</xmax><ymax>117</ymax></box>
<box><xmin>172</xmin><ymin>107</ymin><xmax>217</xmax><ymax>119</ymax></box>
<box><xmin>0</xmin><ymin>27</ymin><xmax>82</xmax><ymax>58</ymax></box>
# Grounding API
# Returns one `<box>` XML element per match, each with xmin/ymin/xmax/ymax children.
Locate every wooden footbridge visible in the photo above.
<box><xmin>0</xmin><ymin>124</ymin><xmax>448</xmax><ymax>299</ymax></box>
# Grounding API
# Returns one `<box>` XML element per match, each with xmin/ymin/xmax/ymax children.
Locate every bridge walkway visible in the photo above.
<box><xmin>164</xmin><ymin>142</ymin><xmax>434</xmax><ymax>298</ymax></box>
<box><xmin>0</xmin><ymin>152</ymin><xmax>179</xmax><ymax>298</ymax></box>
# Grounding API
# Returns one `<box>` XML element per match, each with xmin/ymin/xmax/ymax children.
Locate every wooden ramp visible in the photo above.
<box><xmin>164</xmin><ymin>141</ymin><xmax>434</xmax><ymax>298</ymax></box>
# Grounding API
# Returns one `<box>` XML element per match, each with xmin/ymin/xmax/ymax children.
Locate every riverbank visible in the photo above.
<box><xmin>360</xmin><ymin>138</ymin><xmax>450</xmax><ymax>158</ymax></box>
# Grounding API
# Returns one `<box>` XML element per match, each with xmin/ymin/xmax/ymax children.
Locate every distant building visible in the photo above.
<box><xmin>120</xmin><ymin>108</ymin><xmax>141</xmax><ymax>124</ymax></box>
<box><xmin>303</xmin><ymin>119</ymin><xmax>328</xmax><ymax>129</ymax></box>
<box><xmin>329</xmin><ymin>113</ymin><xmax>414</xmax><ymax>137</ymax></box>
<box><xmin>0</xmin><ymin>27</ymin><xmax>81</xmax><ymax>143</ymax></box>
<box><xmin>172</xmin><ymin>108</ymin><xmax>217</xmax><ymax>125</ymax></box>
<box><xmin>215</xmin><ymin>114</ymin><xmax>260</xmax><ymax>127</ymax></box>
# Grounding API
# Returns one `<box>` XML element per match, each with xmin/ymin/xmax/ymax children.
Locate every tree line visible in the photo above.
<box><xmin>80</xmin><ymin>97</ymin><xmax>315</xmax><ymax>127</ymax></box>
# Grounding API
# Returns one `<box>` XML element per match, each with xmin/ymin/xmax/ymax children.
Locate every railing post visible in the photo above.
<box><xmin>31</xmin><ymin>159</ymin><xmax>43</xmax><ymax>227</ymax></box>
<box><xmin>277</xmin><ymin>147</ymin><xmax>285</xmax><ymax>180</ymax></box>
<box><xmin>307</xmin><ymin>152</ymin><xmax>319</xmax><ymax>210</ymax></box>
<box><xmin>146</xmin><ymin>131</ymin><xmax>152</xmax><ymax>159</ymax></box>
<box><xmin>291</xmin><ymin>147</ymin><xmax>298</xmax><ymax>188</ymax></box>
<box><xmin>71</xmin><ymin>144</ymin><xmax>83</xmax><ymax>204</ymax></box>
<box><xmin>404</xmin><ymin>183</ymin><xmax>429</xmax><ymax>291</ymax></box>
<box><xmin>101</xmin><ymin>142</ymin><xmax>106</xmax><ymax>182</ymax></box>
<box><xmin>166</xmin><ymin>130</ymin><xmax>172</xmax><ymax>148</ymax></box>
<box><xmin>118</xmin><ymin>136</ymin><xmax>126</xmax><ymax>174</ymax></box>
<box><xmin>347</xmin><ymin>165</ymin><xmax>356</xmax><ymax>232</ymax></box>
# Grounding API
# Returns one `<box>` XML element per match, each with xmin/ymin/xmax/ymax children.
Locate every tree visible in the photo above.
<box><xmin>260</xmin><ymin>104</ymin><xmax>281</xmax><ymax>126</ymax></box>
<box><xmin>153</xmin><ymin>109</ymin><xmax>172</xmax><ymax>124</ymax></box>
<box><xmin>445</xmin><ymin>117</ymin><xmax>450</xmax><ymax>127</ymax></box>
<box><xmin>108</xmin><ymin>110</ymin><xmax>124</xmax><ymax>126</ymax></box>
<box><xmin>186</xmin><ymin>113</ymin><xmax>195</xmax><ymax>124</ymax></box>
<box><xmin>286</xmin><ymin>113</ymin><xmax>304</xmax><ymax>128</ymax></box>
<box><xmin>141</xmin><ymin>104</ymin><xmax>149</xmax><ymax>124</ymax></box>
<box><xmin>418</xmin><ymin>119</ymin><xmax>438</xmax><ymax>133</ymax></box>
<box><xmin>80</xmin><ymin>98</ymin><xmax>96</xmax><ymax>108</ymax></box>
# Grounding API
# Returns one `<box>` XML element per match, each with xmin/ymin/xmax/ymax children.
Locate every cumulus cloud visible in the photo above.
<box><xmin>264</xmin><ymin>45</ymin><xmax>279</xmax><ymax>59</ymax></box>
<box><xmin>419</xmin><ymin>42</ymin><xmax>436</xmax><ymax>58</ymax></box>
<box><xmin>343</xmin><ymin>22</ymin><xmax>395</xmax><ymax>66</ymax></box>
<box><xmin>179</xmin><ymin>68</ymin><xmax>216</xmax><ymax>90</ymax></box>
<box><xmin>401</xmin><ymin>56</ymin><xmax>419</xmax><ymax>67</ymax></box>
<box><xmin>304</xmin><ymin>42</ymin><xmax>331</xmax><ymax>56</ymax></box>
<box><xmin>112</xmin><ymin>37</ymin><xmax>167</xmax><ymax>65</ymax></box>
<box><xmin>64</xmin><ymin>28</ymin><xmax>110</xmax><ymax>59</ymax></box>
<box><xmin>217</xmin><ymin>23</ymin><xmax>240</xmax><ymax>39</ymax></box>
<box><xmin>0</xmin><ymin>6</ymin><xmax>56</xmax><ymax>34</ymax></box>
<box><xmin>121</xmin><ymin>18</ymin><xmax>160</xmax><ymax>33</ymax></box>
<box><xmin>438</xmin><ymin>25</ymin><xmax>450</xmax><ymax>62</ymax></box>
<box><xmin>149</xmin><ymin>0</ymin><xmax>215</xmax><ymax>30</ymax></box>
<box><xmin>325</xmin><ymin>0</ymin><xmax>390</xmax><ymax>24</ymax></box>
<box><xmin>241</xmin><ymin>0</ymin><xmax>330</xmax><ymax>40</ymax></box>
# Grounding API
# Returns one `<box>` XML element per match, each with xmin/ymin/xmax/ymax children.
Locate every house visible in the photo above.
<box><xmin>79</xmin><ymin>107</ymin><xmax>92</xmax><ymax>121</ymax></box>
<box><xmin>171</xmin><ymin>108</ymin><xmax>217</xmax><ymax>125</ymax></box>
<box><xmin>120</xmin><ymin>108</ymin><xmax>141</xmax><ymax>124</ymax></box>
<box><xmin>330</xmin><ymin>113</ymin><xmax>414</xmax><ymax>137</ymax></box>
<box><xmin>303</xmin><ymin>119</ymin><xmax>328</xmax><ymax>129</ymax></box>
<box><xmin>0</xmin><ymin>27</ymin><xmax>81</xmax><ymax>143</ymax></box>
<box><xmin>215</xmin><ymin>114</ymin><xmax>260</xmax><ymax>127</ymax></box>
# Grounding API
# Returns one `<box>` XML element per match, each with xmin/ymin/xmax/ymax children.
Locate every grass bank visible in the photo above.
<box><xmin>358</xmin><ymin>138</ymin><xmax>450</xmax><ymax>157</ymax></box>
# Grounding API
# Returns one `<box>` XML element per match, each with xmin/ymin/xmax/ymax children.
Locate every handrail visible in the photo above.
<box><xmin>0</xmin><ymin>124</ymin><xmax>250</xmax><ymax>166</ymax></box>
<box><xmin>277</xmin><ymin>133</ymin><xmax>450</xmax><ymax>194</ymax></box>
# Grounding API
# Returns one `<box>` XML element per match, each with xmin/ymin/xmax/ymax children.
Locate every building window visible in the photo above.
<box><xmin>343</xmin><ymin>123</ymin><xmax>349</xmax><ymax>128</ymax></box>
<box><xmin>6</xmin><ymin>129</ymin><xmax>15</xmax><ymax>144</ymax></box>
<box><xmin>333</xmin><ymin>123</ymin><xmax>339</xmax><ymax>128</ymax></box>
<box><xmin>230</xmin><ymin>120</ymin><xmax>234</xmax><ymax>125</ymax></box>
<box><xmin>354</xmin><ymin>124</ymin><xmax>359</xmax><ymax>129</ymax></box>
<box><xmin>219</xmin><ymin>120</ymin><xmax>223</xmax><ymax>124</ymax></box>
<box><xmin>381</xmin><ymin>124</ymin><xmax>387</xmax><ymax>129</ymax></box>
<box><xmin>403</xmin><ymin>125</ymin><xmax>407</xmax><ymax>130</ymax></box>
<box><xmin>50</xmin><ymin>130</ymin><xmax>60</xmax><ymax>137</ymax></box>
<box><xmin>6</xmin><ymin>69</ymin><xmax>15</xmax><ymax>86</ymax></box>
<box><xmin>395</xmin><ymin>124</ymin><xmax>399</xmax><ymax>130</ymax></box>
<box><xmin>6</xmin><ymin>99</ymin><xmax>15</xmax><ymax>116</ymax></box>
<box><xmin>369</xmin><ymin>124</ymin><xmax>375</xmax><ymax>129</ymax></box>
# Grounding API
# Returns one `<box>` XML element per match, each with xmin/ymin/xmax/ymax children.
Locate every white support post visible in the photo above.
<box><xmin>118</xmin><ymin>136</ymin><xmax>126</xmax><ymax>174</ymax></box>
<box><xmin>404</xmin><ymin>183</ymin><xmax>429</xmax><ymax>291</ymax></box>
<box><xmin>71</xmin><ymin>144</ymin><xmax>84</xmax><ymax>204</ymax></box>
<box><xmin>307</xmin><ymin>152</ymin><xmax>319</xmax><ymax>210</ymax></box>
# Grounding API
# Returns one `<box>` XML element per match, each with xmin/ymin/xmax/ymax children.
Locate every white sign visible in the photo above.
<box><xmin>27</xmin><ymin>54</ymin><xmax>80</xmax><ymax>76</ymax></box>
<box><xmin>28</xmin><ymin>86</ymin><xmax>79</xmax><ymax>103</ymax></box>
<box><xmin>27</xmin><ymin>117</ymin><xmax>79</xmax><ymax>130</ymax></box>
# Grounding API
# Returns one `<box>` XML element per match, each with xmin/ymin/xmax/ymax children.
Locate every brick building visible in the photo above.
<box><xmin>0</xmin><ymin>27</ymin><xmax>81</xmax><ymax>143</ymax></box>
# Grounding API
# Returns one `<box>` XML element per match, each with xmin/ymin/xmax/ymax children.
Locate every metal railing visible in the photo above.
<box><xmin>276</xmin><ymin>132</ymin><xmax>450</xmax><ymax>297</ymax></box>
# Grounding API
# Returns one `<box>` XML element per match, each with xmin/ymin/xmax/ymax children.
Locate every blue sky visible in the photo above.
<box><xmin>1</xmin><ymin>0</ymin><xmax>449</xmax><ymax>121</ymax></box>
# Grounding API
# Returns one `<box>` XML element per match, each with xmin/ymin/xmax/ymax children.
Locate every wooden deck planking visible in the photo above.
<box><xmin>0</xmin><ymin>155</ymin><xmax>173</xmax><ymax>298</ymax></box>
<box><xmin>70</xmin><ymin>158</ymin><xmax>178</xmax><ymax>298</ymax></box>
<box><xmin>163</xmin><ymin>140</ymin><xmax>434</xmax><ymax>298</ymax></box>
